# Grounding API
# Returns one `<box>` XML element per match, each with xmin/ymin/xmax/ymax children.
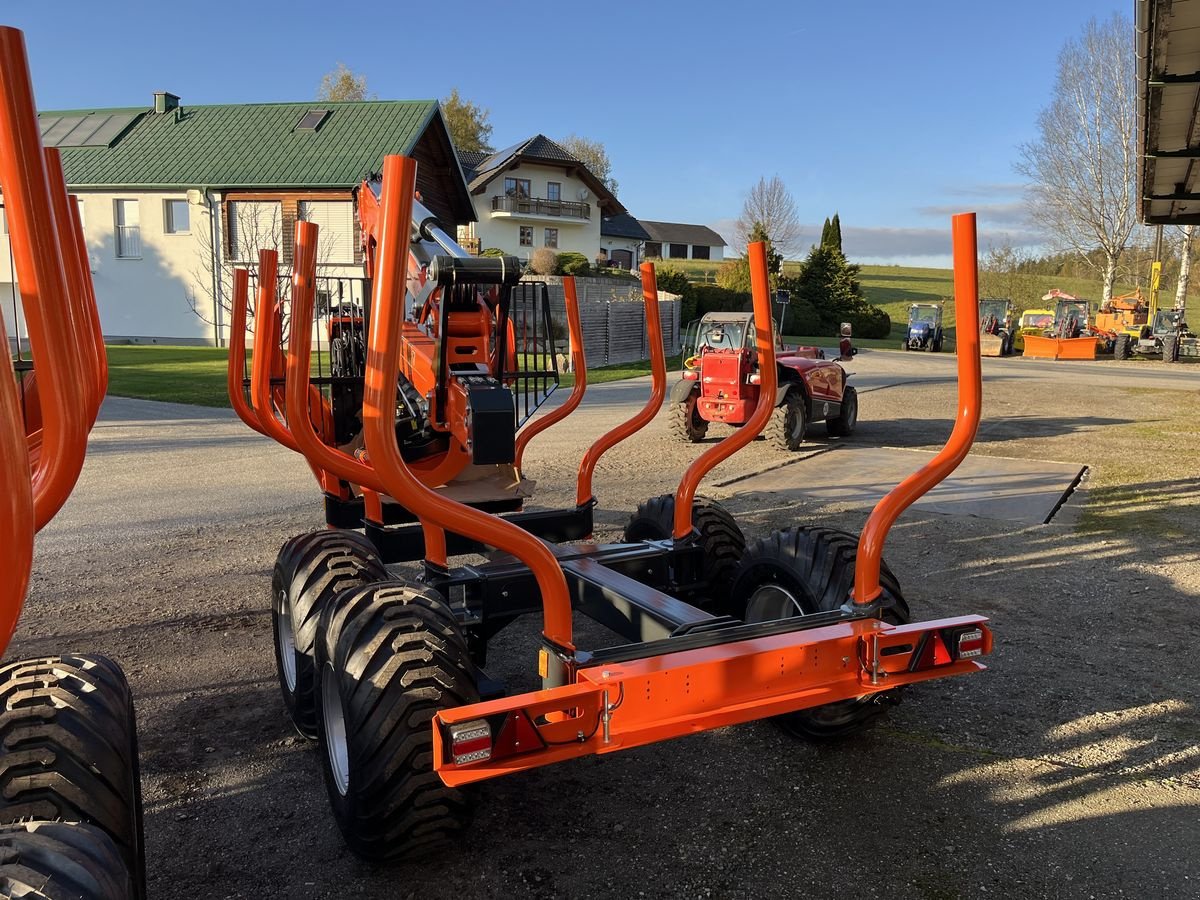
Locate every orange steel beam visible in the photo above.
<box><xmin>513</xmin><ymin>275</ymin><xmax>586</xmax><ymax>471</ymax></box>
<box><xmin>226</xmin><ymin>269</ymin><xmax>267</xmax><ymax>436</ymax></box>
<box><xmin>67</xmin><ymin>198</ymin><xmax>107</xmax><ymax>417</ymax></box>
<box><xmin>671</xmin><ymin>242</ymin><xmax>777</xmax><ymax>540</ymax></box>
<box><xmin>575</xmin><ymin>263</ymin><xmax>665</xmax><ymax>506</ymax></box>
<box><xmin>0</xmin><ymin>26</ymin><xmax>88</xmax><ymax>530</ymax></box>
<box><xmin>433</xmin><ymin>613</ymin><xmax>992</xmax><ymax>786</ymax></box>
<box><xmin>0</xmin><ymin>303</ymin><xmax>34</xmax><ymax>656</ymax></box>
<box><xmin>853</xmin><ymin>213</ymin><xmax>982</xmax><ymax>605</ymax></box>
<box><xmin>362</xmin><ymin>155</ymin><xmax>575</xmax><ymax>651</ymax></box>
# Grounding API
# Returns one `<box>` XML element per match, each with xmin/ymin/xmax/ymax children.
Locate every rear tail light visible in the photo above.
<box><xmin>956</xmin><ymin>628</ymin><xmax>985</xmax><ymax>658</ymax></box>
<box><xmin>910</xmin><ymin>625</ymin><xmax>990</xmax><ymax>672</ymax></box>
<box><xmin>682</xmin><ymin>370</ymin><xmax>698</xmax><ymax>380</ymax></box>
<box><xmin>748</xmin><ymin>373</ymin><xmax>761</xmax><ymax>384</ymax></box>
<box><xmin>448</xmin><ymin>719</ymin><xmax>492</xmax><ymax>765</ymax></box>
<box><xmin>444</xmin><ymin>710</ymin><xmax>546</xmax><ymax>767</ymax></box>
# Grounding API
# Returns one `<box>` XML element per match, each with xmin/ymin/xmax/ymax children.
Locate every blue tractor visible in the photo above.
<box><xmin>903</xmin><ymin>302</ymin><xmax>944</xmax><ymax>352</ymax></box>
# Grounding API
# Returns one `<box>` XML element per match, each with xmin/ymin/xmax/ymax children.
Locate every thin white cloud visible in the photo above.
<box><xmin>917</xmin><ymin>201</ymin><xmax>1030</xmax><ymax>228</ymax></box>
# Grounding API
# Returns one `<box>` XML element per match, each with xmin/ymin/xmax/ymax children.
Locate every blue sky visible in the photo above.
<box><xmin>7</xmin><ymin>1</ymin><xmax>1129</xmax><ymax>265</ymax></box>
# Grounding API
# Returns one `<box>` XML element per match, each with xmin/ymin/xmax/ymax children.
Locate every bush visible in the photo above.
<box><xmin>556</xmin><ymin>251</ymin><xmax>591</xmax><ymax>277</ymax></box>
<box><xmin>845</xmin><ymin>306</ymin><xmax>893</xmax><ymax>338</ymax></box>
<box><xmin>691</xmin><ymin>284</ymin><xmax>750</xmax><ymax>316</ymax></box>
<box><xmin>529</xmin><ymin>247</ymin><xmax>557</xmax><ymax>275</ymax></box>
<box><xmin>653</xmin><ymin>267</ymin><xmax>690</xmax><ymax>297</ymax></box>
<box><xmin>780</xmin><ymin>297</ymin><xmax>822</xmax><ymax>336</ymax></box>
<box><xmin>480</xmin><ymin>247</ymin><xmax>506</xmax><ymax>258</ymax></box>
<box><xmin>716</xmin><ymin>259</ymin><xmax>751</xmax><ymax>293</ymax></box>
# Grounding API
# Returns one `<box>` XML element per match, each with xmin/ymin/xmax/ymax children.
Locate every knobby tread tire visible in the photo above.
<box><xmin>768</xmin><ymin>387</ymin><xmax>807</xmax><ymax>451</ymax></box>
<box><xmin>0</xmin><ymin>655</ymin><xmax>144</xmax><ymax>898</ymax></box>
<box><xmin>1162</xmin><ymin>334</ymin><xmax>1180</xmax><ymax>363</ymax></box>
<box><xmin>0</xmin><ymin>821</ymin><xmax>134</xmax><ymax>900</ymax></box>
<box><xmin>668</xmin><ymin>395</ymin><xmax>707</xmax><ymax>443</ymax></box>
<box><xmin>272</xmin><ymin>530</ymin><xmax>388</xmax><ymax>739</ymax></box>
<box><xmin>729</xmin><ymin>527</ymin><xmax>910</xmax><ymax>739</ymax></box>
<box><xmin>622</xmin><ymin>494</ymin><xmax>746</xmax><ymax>603</ymax></box>
<box><xmin>1113</xmin><ymin>333</ymin><xmax>1131</xmax><ymax>360</ymax></box>
<box><xmin>826</xmin><ymin>385</ymin><xmax>857</xmax><ymax>438</ymax></box>
<box><xmin>315</xmin><ymin>581</ymin><xmax>478</xmax><ymax>862</ymax></box>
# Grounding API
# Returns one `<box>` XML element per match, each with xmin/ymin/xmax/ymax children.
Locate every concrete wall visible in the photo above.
<box><xmin>467</xmin><ymin>162</ymin><xmax>600</xmax><ymax>261</ymax></box>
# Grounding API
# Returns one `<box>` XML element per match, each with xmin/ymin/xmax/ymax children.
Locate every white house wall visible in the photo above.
<box><xmin>470</xmin><ymin>162</ymin><xmax>601</xmax><ymax>261</ymax></box>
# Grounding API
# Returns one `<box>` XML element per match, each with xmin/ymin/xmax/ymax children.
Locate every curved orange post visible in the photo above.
<box><xmin>0</xmin><ymin>26</ymin><xmax>88</xmax><ymax>530</ymax></box>
<box><xmin>513</xmin><ymin>275</ymin><xmax>587</xmax><ymax>471</ymax></box>
<box><xmin>68</xmin><ymin>198</ymin><xmax>107</xmax><ymax>416</ymax></box>
<box><xmin>45</xmin><ymin>149</ymin><xmax>100</xmax><ymax>422</ymax></box>
<box><xmin>0</xmin><ymin>305</ymin><xmax>34</xmax><ymax>656</ymax></box>
<box><xmin>248</xmin><ymin>250</ymin><xmax>301</xmax><ymax>452</ymax></box>
<box><xmin>363</xmin><ymin>155</ymin><xmax>574</xmax><ymax>651</ymax></box>
<box><xmin>672</xmin><ymin>242</ymin><xmax>777</xmax><ymax>540</ymax></box>
<box><xmin>575</xmin><ymin>263</ymin><xmax>665</xmax><ymax>506</ymax></box>
<box><xmin>853</xmin><ymin>213</ymin><xmax>982</xmax><ymax>606</ymax></box>
<box><xmin>286</xmin><ymin>220</ymin><xmax>388</xmax><ymax>493</ymax></box>
<box><xmin>227</xmin><ymin>268</ymin><xmax>267</xmax><ymax>436</ymax></box>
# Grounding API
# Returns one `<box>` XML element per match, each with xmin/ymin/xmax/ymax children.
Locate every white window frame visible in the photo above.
<box><xmin>227</xmin><ymin>200</ymin><xmax>282</xmax><ymax>264</ymax></box>
<box><xmin>114</xmin><ymin>199</ymin><xmax>141</xmax><ymax>259</ymax></box>
<box><xmin>163</xmin><ymin>198</ymin><xmax>190</xmax><ymax>235</ymax></box>
<box><xmin>544</xmin><ymin>227</ymin><xmax>558</xmax><ymax>249</ymax></box>
<box><xmin>298</xmin><ymin>199</ymin><xmax>355</xmax><ymax>265</ymax></box>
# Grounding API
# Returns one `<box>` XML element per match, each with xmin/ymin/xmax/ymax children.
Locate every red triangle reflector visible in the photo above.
<box><xmin>913</xmin><ymin>631</ymin><xmax>953</xmax><ymax>670</ymax></box>
<box><xmin>492</xmin><ymin>710</ymin><xmax>546</xmax><ymax>761</ymax></box>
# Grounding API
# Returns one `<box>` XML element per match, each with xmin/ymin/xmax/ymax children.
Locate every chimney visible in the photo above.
<box><xmin>153</xmin><ymin>91</ymin><xmax>180</xmax><ymax>114</ymax></box>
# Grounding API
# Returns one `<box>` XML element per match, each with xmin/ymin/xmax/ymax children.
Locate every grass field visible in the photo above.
<box><xmin>103</xmin><ymin>345</ymin><xmax>684</xmax><ymax>407</ymax></box>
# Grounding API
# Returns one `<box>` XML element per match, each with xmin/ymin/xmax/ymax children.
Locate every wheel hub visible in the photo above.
<box><xmin>745</xmin><ymin>583</ymin><xmax>807</xmax><ymax>622</ymax></box>
<box><xmin>276</xmin><ymin>589</ymin><xmax>298</xmax><ymax>692</ymax></box>
<box><xmin>321</xmin><ymin>663</ymin><xmax>351</xmax><ymax>797</ymax></box>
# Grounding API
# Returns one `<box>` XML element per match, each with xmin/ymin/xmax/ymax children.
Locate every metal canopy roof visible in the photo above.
<box><xmin>1137</xmin><ymin>0</ymin><xmax>1200</xmax><ymax>223</ymax></box>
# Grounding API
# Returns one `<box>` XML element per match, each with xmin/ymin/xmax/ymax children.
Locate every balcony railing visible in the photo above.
<box><xmin>491</xmin><ymin>195</ymin><xmax>590</xmax><ymax>220</ymax></box>
<box><xmin>115</xmin><ymin>225</ymin><xmax>141</xmax><ymax>258</ymax></box>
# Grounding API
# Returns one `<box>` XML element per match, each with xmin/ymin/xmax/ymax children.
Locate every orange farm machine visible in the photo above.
<box><xmin>0</xmin><ymin>27</ymin><xmax>145</xmax><ymax>898</ymax></box>
<box><xmin>1020</xmin><ymin>289</ymin><xmax>1104</xmax><ymax>360</ymax></box>
<box><xmin>242</xmin><ymin>152</ymin><xmax>995</xmax><ymax>862</ymax></box>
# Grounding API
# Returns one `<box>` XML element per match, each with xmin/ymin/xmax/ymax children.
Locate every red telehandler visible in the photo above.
<box><xmin>0</xmin><ymin>27</ymin><xmax>145</xmax><ymax>899</ymax></box>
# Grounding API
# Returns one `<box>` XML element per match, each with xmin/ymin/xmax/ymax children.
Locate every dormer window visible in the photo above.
<box><xmin>295</xmin><ymin>109</ymin><xmax>329</xmax><ymax>132</ymax></box>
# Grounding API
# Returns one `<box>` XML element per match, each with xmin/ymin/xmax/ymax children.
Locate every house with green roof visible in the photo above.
<box><xmin>2</xmin><ymin>91</ymin><xmax>472</xmax><ymax>346</ymax></box>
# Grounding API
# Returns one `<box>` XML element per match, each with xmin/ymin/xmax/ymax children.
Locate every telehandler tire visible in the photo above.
<box><xmin>730</xmin><ymin>527</ymin><xmax>910</xmax><ymax>739</ymax></box>
<box><xmin>315</xmin><ymin>581</ymin><xmax>478</xmax><ymax>861</ymax></box>
<box><xmin>1114</xmin><ymin>333</ymin><xmax>1131</xmax><ymax>360</ymax></box>
<box><xmin>0</xmin><ymin>655</ymin><xmax>144</xmax><ymax>897</ymax></box>
<box><xmin>768</xmin><ymin>387</ymin><xmax>807</xmax><ymax>450</ymax></box>
<box><xmin>272</xmin><ymin>530</ymin><xmax>388</xmax><ymax>739</ymax></box>
<box><xmin>825</xmin><ymin>385</ymin><xmax>858</xmax><ymax>438</ymax></box>
<box><xmin>669</xmin><ymin>395</ymin><xmax>707</xmax><ymax>443</ymax></box>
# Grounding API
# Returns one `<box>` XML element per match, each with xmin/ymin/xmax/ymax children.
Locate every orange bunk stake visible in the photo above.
<box><xmin>671</xmin><ymin>241</ymin><xmax>778</xmax><ymax>540</ymax></box>
<box><xmin>513</xmin><ymin>275</ymin><xmax>586</xmax><ymax>472</ymax></box>
<box><xmin>853</xmin><ymin>213</ymin><xmax>982</xmax><ymax>606</ymax></box>
<box><xmin>363</xmin><ymin>155</ymin><xmax>576</xmax><ymax>656</ymax></box>
<box><xmin>576</xmin><ymin>263</ymin><xmax>665</xmax><ymax>508</ymax></box>
<box><xmin>0</xmin><ymin>303</ymin><xmax>34</xmax><ymax>652</ymax></box>
<box><xmin>0</xmin><ymin>26</ymin><xmax>89</xmax><ymax>530</ymax></box>
<box><xmin>227</xmin><ymin>268</ymin><xmax>268</xmax><ymax>437</ymax></box>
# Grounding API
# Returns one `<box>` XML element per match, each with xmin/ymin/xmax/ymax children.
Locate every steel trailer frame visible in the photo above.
<box><xmin>262</xmin><ymin>154</ymin><xmax>993</xmax><ymax>820</ymax></box>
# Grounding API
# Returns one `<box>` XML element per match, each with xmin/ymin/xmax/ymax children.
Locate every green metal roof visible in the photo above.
<box><xmin>44</xmin><ymin>100</ymin><xmax>440</xmax><ymax>189</ymax></box>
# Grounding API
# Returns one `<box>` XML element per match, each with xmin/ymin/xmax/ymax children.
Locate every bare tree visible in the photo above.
<box><xmin>735</xmin><ymin>175</ymin><xmax>802</xmax><ymax>258</ymax></box>
<box><xmin>1175</xmin><ymin>225</ymin><xmax>1194</xmax><ymax>308</ymax></box>
<box><xmin>1016</xmin><ymin>14</ymin><xmax>1143</xmax><ymax>301</ymax></box>
<box><xmin>317</xmin><ymin>64</ymin><xmax>370</xmax><ymax>101</ymax></box>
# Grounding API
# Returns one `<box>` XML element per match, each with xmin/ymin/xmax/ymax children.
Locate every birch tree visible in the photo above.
<box><xmin>1016</xmin><ymin>14</ymin><xmax>1140</xmax><ymax>301</ymax></box>
<box><xmin>735</xmin><ymin>176</ymin><xmax>802</xmax><ymax>258</ymax></box>
<box><xmin>1175</xmin><ymin>225</ymin><xmax>1194</xmax><ymax>308</ymax></box>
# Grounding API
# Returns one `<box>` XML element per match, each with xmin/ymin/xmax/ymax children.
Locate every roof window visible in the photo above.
<box><xmin>295</xmin><ymin>109</ymin><xmax>329</xmax><ymax>132</ymax></box>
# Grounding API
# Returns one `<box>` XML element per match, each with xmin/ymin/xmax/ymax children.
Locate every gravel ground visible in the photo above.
<box><xmin>13</xmin><ymin>351</ymin><xmax>1200</xmax><ymax>899</ymax></box>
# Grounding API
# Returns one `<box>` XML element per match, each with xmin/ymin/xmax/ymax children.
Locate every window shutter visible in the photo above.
<box><xmin>299</xmin><ymin>200</ymin><xmax>354</xmax><ymax>265</ymax></box>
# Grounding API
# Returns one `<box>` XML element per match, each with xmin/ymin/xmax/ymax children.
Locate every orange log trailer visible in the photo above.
<box><xmin>255</xmin><ymin>153</ymin><xmax>995</xmax><ymax>862</ymax></box>
<box><xmin>0</xmin><ymin>25</ymin><xmax>144</xmax><ymax>896</ymax></box>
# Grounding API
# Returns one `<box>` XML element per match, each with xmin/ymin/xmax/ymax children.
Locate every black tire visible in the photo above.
<box><xmin>931</xmin><ymin>333</ymin><xmax>943</xmax><ymax>352</ymax></box>
<box><xmin>1162</xmin><ymin>334</ymin><xmax>1180</xmax><ymax>363</ymax></box>
<box><xmin>768</xmin><ymin>386</ymin><xmax>807</xmax><ymax>451</ymax></box>
<box><xmin>729</xmin><ymin>527</ymin><xmax>910</xmax><ymax>739</ymax></box>
<box><xmin>315</xmin><ymin>581</ymin><xmax>479</xmax><ymax>861</ymax></box>
<box><xmin>622</xmin><ymin>494</ymin><xmax>747</xmax><ymax>602</ymax></box>
<box><xmin>0</xmin><ymin>821</ymin><xmax>134</xmax><ymax>900</ymax></box>
<box><xmin>0</xmin><ymin>655</ymin><xmax>144</xmax><ymax>898</ymax></box>
<box><xmin>1114</xmin><ymin>333</ymin><xmax>1131</xmax><ymax>360</ymax></box>
<box><xmin>272</xmin><ymin>530</ymin><xmax>388</xmax><ymax>739</ymax></box>
<box><xmin>826</xmin><ymin>385</ymin><xmax>858</xmax><ymax>438</ymax></box>
<box><xmin>668</xmin><ymin>394</ymin><xmax>707</xmax><ymax>443</ymax></box>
